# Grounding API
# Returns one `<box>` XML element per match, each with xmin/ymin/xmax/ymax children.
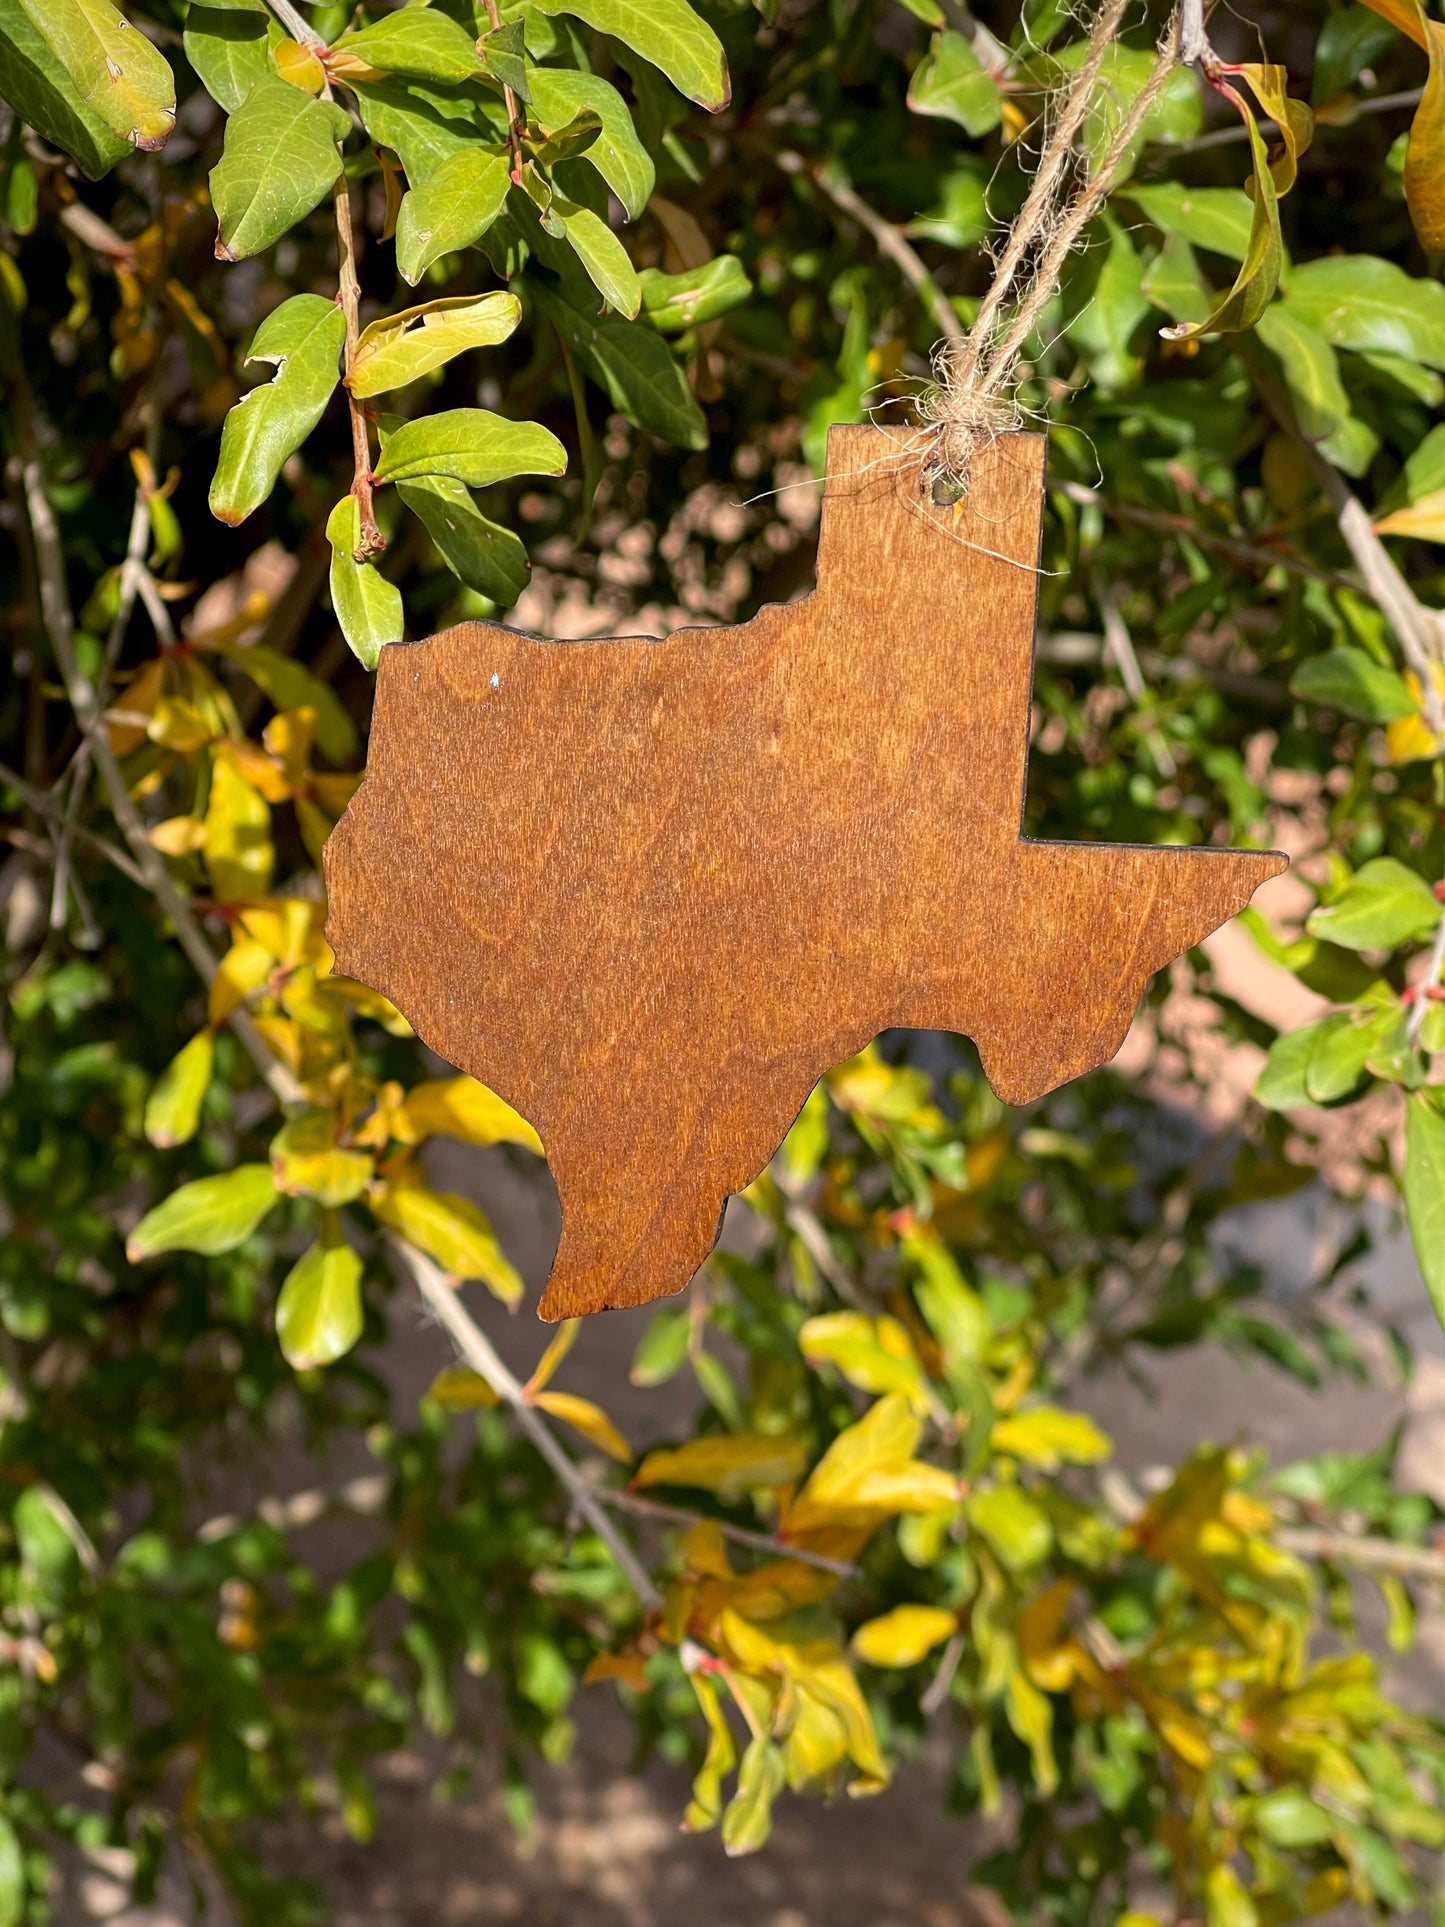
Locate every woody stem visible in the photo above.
<box><xmin>334</xmin><ymin>171</ymin><xmax>384</xmax><ymax>561</ymax></box>
<box><xmin>481</xmin><ymin>0</ymin><xmax>527</xmax><ymax>184</ymax></box>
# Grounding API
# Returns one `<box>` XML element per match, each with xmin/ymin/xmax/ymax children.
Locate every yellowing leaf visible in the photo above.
<box><xmin>1205</xmin><ymin>1862</ymin><xmax>1259</xmax><ymax>1927</ymax></box>
<box><xmin>525</xmin><ymin>1318</ymin><xmax>578</xmax><ymax>1395</ymax></box>
<box><xmin>851</xmin><ymin>1604</ymin><xmax>957</xmax><ymax>1668</ymax></box>
<box><xmin>392</xmin><ymin>1076</ymin><xmax>543</xmax><ymax>1153</ymax></box>
<box><xmin>204</xmin><ymin>753</ymin><xmax>273</xmax><ymax>902</ymax></box>
<box><xmin>1005</xmin><ymin>1666</ymin><xmax>1058</xmax><ymax>1796</ymax></box>
<box><xmin>990</xmin><ymin>1406</ymin><xmax>1112</xmax><ymax>1471</ymax></box>
<box><xmin>683</xmin><ymin>1672</ymin><xmax>737</xmax><ymax>1832</ymax></box>
<box><xmin>269</xmin><ymin>1110</ymin><xmax>373</xmax><ymax>1206</ymax></box>
<box><xmin>18</xmin><ymin>0</ymin><xmax>176</xmax><ymax>152</ymax></box>
<box><xmin>426</xmin><ymin>1365</ymin><xmax>499</xmax><ymax>1410</ymax></box>
<box><xmin>369</xmin><ymin>1181</ymin><xmax>523</xmax><ymax>1304</ymax></box>
<box><xmin>148</xmin><ymin>814</ymin><xmax>209</xmax><ymax>856</ymax></box>
<box><xmin>634</xmin><ymin>1432</ymin><xmax>808</xmax><ymax>1497</ymax></box>
<box><xmin>969</xmin><ymin>1486</ymin><xmax>1053</xmax><ymax>1571</ymax></box>
<box><xmin>276</xmin><ymin>1238</ymin><xmax>364</xmax><ymax>1369</ymax></box>
<box><xmin>143</xmin><ymin>1029</ymin><xmax>214</xmax><ymax>1147</ymax></box>
<box><xmin>1375</xmin><ymin>484</ymin><xmax>1445</xmax><ymax>542</ymax></box>
<box><xmin>531</xmin><ymin>1390</ymin><xmax>631</xmax><ymax>1462</ymax></box>
<box><xmin>349</xmin><ymin>292</ymin><xmax>521</xmax><ymax>398</ymax></box>
<box><xmin>106</xmin><ymin>656</ymin><xmax>165</xmax><ymax>755</ymax></box>
<box><xmin>127</xmin><ymin>1164</ymin><xmax>278</xmax><ymax>1260</ymax></box>
<box><xmin>799</xmin><ymin>1311</ymin><xmax>929</xmax><ymax>1410</ymax></box>
<box><xmin>272</xmin><ymin>34</ymin><xmax>324</xmax><ymax>94</ymax></box>
<box><xmin>209</xmin><ymin>936</ymin><xmax>273</xmax><ymax>1025</ymax></box>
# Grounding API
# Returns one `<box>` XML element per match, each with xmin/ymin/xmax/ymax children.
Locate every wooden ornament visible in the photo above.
<box><xmin>325</xmin><ymin>426</ymin><xmax>1286</xmax><ymax>1319</ymax></box>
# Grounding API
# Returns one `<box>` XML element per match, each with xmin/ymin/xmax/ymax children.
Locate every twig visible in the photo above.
<box><xmin>395</xmin><ymin>1239</ymin><xmax>662</xmax><ymax>1610</ymax></box>
<box><xmin>8</xmin><ymin>368</ymin><xmax>302</xmax><ymax>1108</ymax></box>
<box><xmin>1179</xmin><ymin>0</ymin><xmax>1216</xmax><ymax>74</ymax></box>
<box><xmin>481</xmin><ymin>0</ymin><xmax>527</xmax><ymax>186</ymax></box>
<box><xmin>600</xmin><ymin>1486</ymin><xmax>860</xmax><ymax>1580</ymax></box>
<box><xmin>1276</xmin><ymin>1526</ymin><xmax>1445</xmax><ymax>1583</ymax></box>
<box><xmin>1177</xmin><ymin>87</ymin><xmax>1423</xmax><ymax>152</ymax></box>
<box><xmin>259</xmin><ymin>0</ymin><xmax>323</xmax><ymax>49</ymax></box>
<box><xmin>1054</xmin><ymin>476</ymin><xmax>1362</xmax><ymax>592</ymax></box>
<box><xmin>1243</xmin><ymin>348</ymin><xmax>1445</xmax><ymax>740</ymax></box>
<box><xmin>334</xmin><ymin>173</ymin><xmax>384</xmax><ymax>562</ymax></box>
<box><xmin>920</xmin><ymin>1629</ymin><xmax>965</xmax><ymax>1716</ymax></box>
<box><xmin>0</xmin><ymin>760</ymin><xmax>148</xmax><ymax>888</ymax></box>
<box><xmin>774</xmin><ymin>151</ymin><xmax>965</xmax><ymax>347</ymax></box>
<box><xmin>1096</xmin><ymin>574</ymin><xmax>1177</xmax><ymax>778</ymax></box>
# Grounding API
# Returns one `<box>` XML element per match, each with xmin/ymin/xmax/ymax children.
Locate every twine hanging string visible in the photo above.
<box><xmin>915</xmin><ymin>0</ymin><xmax>1185</xmax><ymax>497</ymax></box>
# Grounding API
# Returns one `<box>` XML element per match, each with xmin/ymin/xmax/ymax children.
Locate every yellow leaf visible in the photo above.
<box><xmin>990</xmin><ymin>1405</ymin><xmax>1112</xmax><ymax>1471</ymax></box>
<box><xmin>426</xmin><ymin>1365</ymin><xmax>499</xmax><ymax>1410</ymax></box>
<box><xmin>274</xmin><ymin>35</ymin><xmax>325</xmax><ymax>93</ymax></box>
<box><xmin>683</xmin><ymin>1673</ymin><xmax>737</xmax><ymax>1832</ymax></box>
<box><xmin>583</xmin><ymin>1651</ymin><xmax>649</xmax><ymax>1690</ymax></box>
<box><xmin>369</xmin><ymin>1181</ymin><xmax>523</xmax><ymax>1304</ymax></box>
<box><xmin>1017</xmin><ymin>1579</ymin><xmax>1080</xmax><ymax>1692</ymax></box>
<box><xmin>681</xmin><ymin>1519</ymin><xmax>732</xmax><ymax>1577</ymax></box>
<box><xmin>1375</xmin><ymin>485</ymin><xmax>1445</xmax><ymax>542</ymax></box>
<box><xmin>270</xmin><ymin>1110</ymin><xmax>373</xmax><ymax>1206</ymax></box>
<box><xmin>209</xmin><ymin>936</ymin><xmax>273</xmax><ymax>1025</ymax></box>
<box><xmin>799</xmin><ymin>1312</ymin><xmax>929</xmax><ymax>1411</ymax></box>
<box><xmin>1005</xmin><ymin>1666</ymin><xmax>1058</xmax><ymax>1795</ymax></box>
<box><xmin>148</xmin><ymin>814</ymin><xmax>208</xmax><ymax>856</ymax></box>
<box><xmin>216</xmin><ymin>736</ymin><xmax>290</xmax><ymax>803</ymax></box>
<box><xmin>634</xmin><ymin>1433</ymin><xmax>808</xmax><ymax>1498</ymax></box>
<box><xmin>531</xmin><ymin>1390</ymin><xmax>631</xmax><ymax>1463</ymax></box>
<box><xmin>1205</xmin><ymin>1862</ymin><xmax>1259</xmax><ymax>1927</ymax></box>
<box><xmin>730</xmin><ymin>1560</ymin><xmax>839</xmax><ymax>1621</ymax></box>
<box><xmin>144</xmin><ymin>1030</ymin><xmax>214</xmax><ymax>1147</ymax></box>
<box><xmin>781</xmin><ymin>1689</ymin><xmax>849</xmax><ymax>1790</ymax></box>
<box><xmin>106</xmin><ymin>656</ymin><xmax>165</xmax><ymax>756</ymax></box>
<box><xmin>392</xmin><ymin>1075</ymin><xmax>543</xmax><ymax>1153</ymax></box>
<box><xmin>204</xmin><ymin>754</ymin><xmax>273</xmax><ymax>902</ymax></box>
<box><xmin>1361</xmin><ymin>0</ymin><xmax>1445</xmax><ymax>248</ymax></box>
<box><xmin>851</xmin><ymin>1604</ymin><xmax>957</xmax><ymax>1668</ymax></box>
<box><xmin>525</xmin><ymin>1318</ymin><xmax>578</xmax><ymax>1394</ymax></box>
<box><xmin>1387</xmin><ymin>668</ymin><xmax>1445</xmax><ymax>762</ymax></box>
<box><xmin>149</xmin><ymin>694</ymin><xmax>218</xmax><ymax>753</ymax></box>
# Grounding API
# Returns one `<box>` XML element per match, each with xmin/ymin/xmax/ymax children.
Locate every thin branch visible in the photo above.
<box><xmin>395</xmin><ymin>1239</ymin><xmax>663</xmax><ymax>1610</ymax></box>
<box><xmin>334</xmin><ymin>173</ymin><xmax>384</xmax><ymax>562</ymax></box>
<box><xmin>259</xmin><ymin>0</ymin><xmax>323</xmax><ymax>49</ymax></box>
<box><xmin>775</xmin><ymin>151</ymin><xmax>966</xmax><ymax>347</ymax></box>
<box><xmin>481</xmin><ymin>0</ymin><xmax>527</xmax><ymax>185</ymax></box>
<box><xmin>8</xmin><ymin>370</ymin><xmax>302</xmax><ymax>1108</ymax></box>
<box><xmin>1243</xmin><ymin>349</ymin><xmax>1445</xmax><ymax>739</ymax></box>
<box><xmin>1276</xmin><ymin>1526</ymin><xmax>1445</xmax><ymax>1583</ymax></box>
<box><xmin>0</xmin><ymin>762</ymin><xmax>148</xmax><ymax>888</ymax></box>
<box><xmin>1176</xmin><ymin>87</ymin><xmax>1423</xmax><ymax>152</ymax></box>
<box><xmin>600</xmin><ymin>1486</ymin><xmax>860</xmax><ymax>1580</ymax></box>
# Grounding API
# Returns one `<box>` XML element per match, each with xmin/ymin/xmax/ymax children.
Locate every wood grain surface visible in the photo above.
<box><xmin>324</xmin><ymin>425</ymin><xmax>1286</xmax><ymax>1319</ymax></box>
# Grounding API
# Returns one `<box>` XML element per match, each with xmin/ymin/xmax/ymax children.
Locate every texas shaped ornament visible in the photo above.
<box><xmin>324</xmin><ymin>424</ymin><xmax>1286</xmax><ymax>1319</ymax></box>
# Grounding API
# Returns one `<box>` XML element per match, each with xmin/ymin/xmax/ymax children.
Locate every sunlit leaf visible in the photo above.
<box><xmin>555</xmin><ymin>199</ymin><xmax>641</xmax><ymax>317</ymax></box>
<box><xmin>397</xmin><ymin>476</ymin><xmax>531</xmax><ymax>606</ymax></box>
<box><xmin>639</xmin><ymin>256</ymin><xmax>751</xmax><ymax>334</ymax></box>
<box><xmin>1290</xmin><ymin>647</ymin><xmax>1417</xmax><ymax>720</ymax></box>
<box><xmin>326</xmin><ymin>495</ymin><xmax>403</xmax><ymax>672</ymax></box>
<box><xmin>17</xmin><ymin>0</ymin><xmax>175</xmax><ymax>152</ymax></box>
<box><xmin>907</xmin><ymin>29</ymin><xmax>1000</xmax><ymax>136</ymax></box>
<box><xmin>370</xmin><ymin>1181</ymin><xmax>523</xmax><ymax>1304</ymax></box>
<box><xmin>394</xmin><ymin>149</ymin><xmax>511</xmax><ymax>286</ymax></box>
<box><xmin>634</xmin><ymin>1432</ymin><xmax>807</xmax><ymax>1497</ymax></box>
<box><xmin>349</xmin><ymin>291</ymin><xmax>520</xmax><ymax>397</ymax></box>
<box><xmin>991</xmin><ymin>1406</ymin><xmax>1112</xmax><ymax>1471</ymax></box>
<box><xmin>1404</xmin><ymin>1093</ymin><xmax>1445</xmax><ymax>1329</ymax></box>
<box><xmin>391</xmin><ymin>1076</ymin><xmax>542</xmax><ymax>1152</ymax></box>
<box><xmin>270</xmin><ymin>1110</ymin><xmax>373</xmax><ymax>1206</ymax></box>
<box><xmin>328</xmin><ymin>10</ymin><xmax>482</xmax><ymax>83</ymax></box>
<box><xmin>0</xmin><ymin>0</ymin><xmax>130</xmax><ymax>178</ymax></box>
<box><xmin>204</xmin><ymin>752</ymin><xmax>273</xmax><ymax>902</ymax></box>
<box><xmin>1305</xmin><ymin>858</ymin><xmax>1440</xmax><ymax>950</ymax></box>
<box><xmin>143</xmin><ymin>1030</ymin><xmax>214</xmax><ymax>1148</ymax></box>
<box><xmin>374</xmin><ymin>408</ymin><xmax>566</xmax><ymax>488</ymax></box>
<box><xmin>531</xmin><ymin>1390</ymin><xmax>631</xmax><ymax>1462</ymax></box>
<box><xmin>531</xmin><ymin>0</ymin><xmax>729</xmax><ymax>112</ymax></box>
<box><xmin>852</xmin><ymin>1605</ymin><xmax>957</xmax><ymax>1668</ymax></box>
<box><xmin>211</xmin><ymin>77</ymin><xmax>350</xmax><ymax>262</ymax></box>
<box><xmin>210</xmin><ymin>294</ymin><xmax>345</xmax><ymax>524</ymax></box>
<box><xmin>127</xmin><ymin>1164</ymin><xmax>278</xmax><ymax>1259</ymax></box>
<box><xmin>528</xmin><ymin>66</ymin><xmax>653</xmax><ymax>220</ymax></box>
<box><xmin>276</xmin><ymin>1238</ymin><xmax>364</xmax><ymax>1369</ymax></box>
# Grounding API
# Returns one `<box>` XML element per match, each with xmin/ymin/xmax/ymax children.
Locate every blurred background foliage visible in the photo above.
<box><xmin>6</xmin><ymin>0</ymin><xmax>1445</xmax><ymax>1921</ymax></box>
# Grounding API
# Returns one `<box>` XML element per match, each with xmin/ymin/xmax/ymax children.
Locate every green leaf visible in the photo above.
<box><xmin>1067</xmin><ymin>219</ymin><xmax>1148</xmax><ymax>393</ymax></box>
<box><xmin>398</xmin><ymin>475</ymin><xmax>529</xmax><ymax>604</ymax></box>
<box><xmin>1306</xmin><ymin>858</ymin><xmax>1441</xmax><ymax>951</ymax></box>
<box><xmin>0</xmin><ymin>1814</ymin><xmax>23</xmax><ymax>1927</ymax></box>
<box><xmin>144</xmin><ymin>1029</ymin><xmax>214</xmax><ymax>1148</ymax></box>
<box><xmin>478</xmin><ymin>16</ymin><xmax>528</xmax><ymax>101</ymax></box>
<box><xmin>1052</xmin><ymin>39</ymin><xmax>1201</xmax><ymax>170</ymax></box>
<box><xmin>1256</xmin><ymin>304</ymin><xmax>1374</xmax><ymax>473</ymax></box>
<box><xmin>17</xmin><ymin>0</ymin><xmax>175</xmax><ymax>151</ymax></box>
<box><xmin>326</xmin><ymin>495</ymin><xmax>403</xmax><ymax>672</ymax></box>
<box><xmin>276</xmin><ymin>1238</ymin><xmax>365</xmax><ymax>1369</ymax></box>
<box><xmin>628</xmin><ymin>1304</ymin><xmax>691</xmax><ymax>1386</ymax></box>
<box><xmin>127</xmin><ymin>1164</ymin><xmax>279</xmax><ymax>1259</ymax></box>
<box><xmin>532</xmin><ymin>0</ymin><xmax>729</xmax><ymax>112</ymax></box>
<box><xmin>374</xmin><ymin>407</ymin><xmax>566</xmax><ymax>487</ymax></box>
<box><xmin>1160</xmin><ymin>114</ymin><xmax>1282</xmax><ymax>342</ymax></box>
<box><xmin>555</xmin><ymin>199</ymin><xmax>641</xmax><ymax>316</ymax></box>
<box><xmin>211</xmin><ymin>76</ymin><xmax>350</xmax><ymax>262</ymax></box>
<box><xmin>1254</xmin><ymin>1019</ymin><xmax>1335</xmax><ymax>1110</ymax></box>
<box><xmin>968</xmin><ymin>1485</ymin><xmax>1052</xmax><ymax>1570</ymax></box>
<box><xmin>210</xmin><ymin>640</ymin><xmax>359</xmax><ymax>764</ymax></box>
<box><xmin>639</xmin><ymin>256</ymin><xmax>751</xmax><ymax>333</ymax></box>
<box><xmin>721</xmin><ymin>1734</ymin><xmax>785</xmax><ymax>1857</ymax></box>
<box><xmin>350</xmin><ymin>291</ymin><xmax>520</xmax><ymax>397</ymax></box>
<box><xmin>1125</xmin><ymin>183</ymin><xmax>1256</xmax><ymax>258</ymax></box>
<box><xmin>1252</xmin><ymin>1786</ymin><xmax>1334</xmax><ymax>1847</ymax></box>
<box><xmin>351</xmin><ymin>74</ymin><xmax>482</xmax><ymax>182</ymax></box>
<box><xmin>1290</xmin><ymin>648</ymin><xmax>1417</xmax><ymax>722</ymax></box>
<box><xmin>330</xmin><ymin>10</ymin><xmax>482</xmax><ymax>82</ymax></box>
<box><xmin>1313</xmin><ymin>6</ymin><xmax>1398</xmax><ymax>106</ymax></box>
<box><xmin>907</xmin><ymin>30</ymin><xmax>1001</xmax><ymax>137</ymax></box>
<box><xmin>209</xmin><ymin>293</ymin><xmax>345</xmax><ymax>524</ymax></box>
<box><xmin>1139</xmin><ymin>231</ymin><xmax>1212</xmax><ymax>326</ymax></box>
<box><xmin>0</xmin><ymin>0</ymin><xmax>130</xmax><ymax>178</ymax></box>
<box><xmin>394</xmin><ymin>147</ymin><xmax>511</xmax><ymax>285</ymax></box>
<box><xmin>528</xmin><ymin>66</ymin><xmax>653</xmax><ymax>220</ymax></box>
<box><xmin>182</xmin><ymin>3</ymin><xmax>269</xmax><ymax>115</ymax></box>
<box><xmin>1280</xmin><ymin>255</ymin><xmax>1445</xmax><ymax>368</ymax></box>
<box><xmin>531</xmin><ymin>278</ymin><xmax>708</xmax><ymax>449</ymax></box>
<box><xmin>1405</xmin><ymin>1093</ymin><xmax>1445</xmax><ymax>1328</ymax></box>
<box><xmin>1306</xmin><ymin>1006</ymin><xmax>1395</xmax><ymax>1101</ymax></box>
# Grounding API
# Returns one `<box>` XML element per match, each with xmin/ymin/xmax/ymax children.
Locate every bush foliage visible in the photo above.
<box><xmin>4</xmin><ymin>0</ymin><xmax>1445</xmax><ymax>1920</ymax></box>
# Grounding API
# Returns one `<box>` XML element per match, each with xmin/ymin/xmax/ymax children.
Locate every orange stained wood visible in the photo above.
<box><xmin>324</xmin><ymin>425</ymin><xmax>1286</xmax><ymax>1319</ymax></box>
